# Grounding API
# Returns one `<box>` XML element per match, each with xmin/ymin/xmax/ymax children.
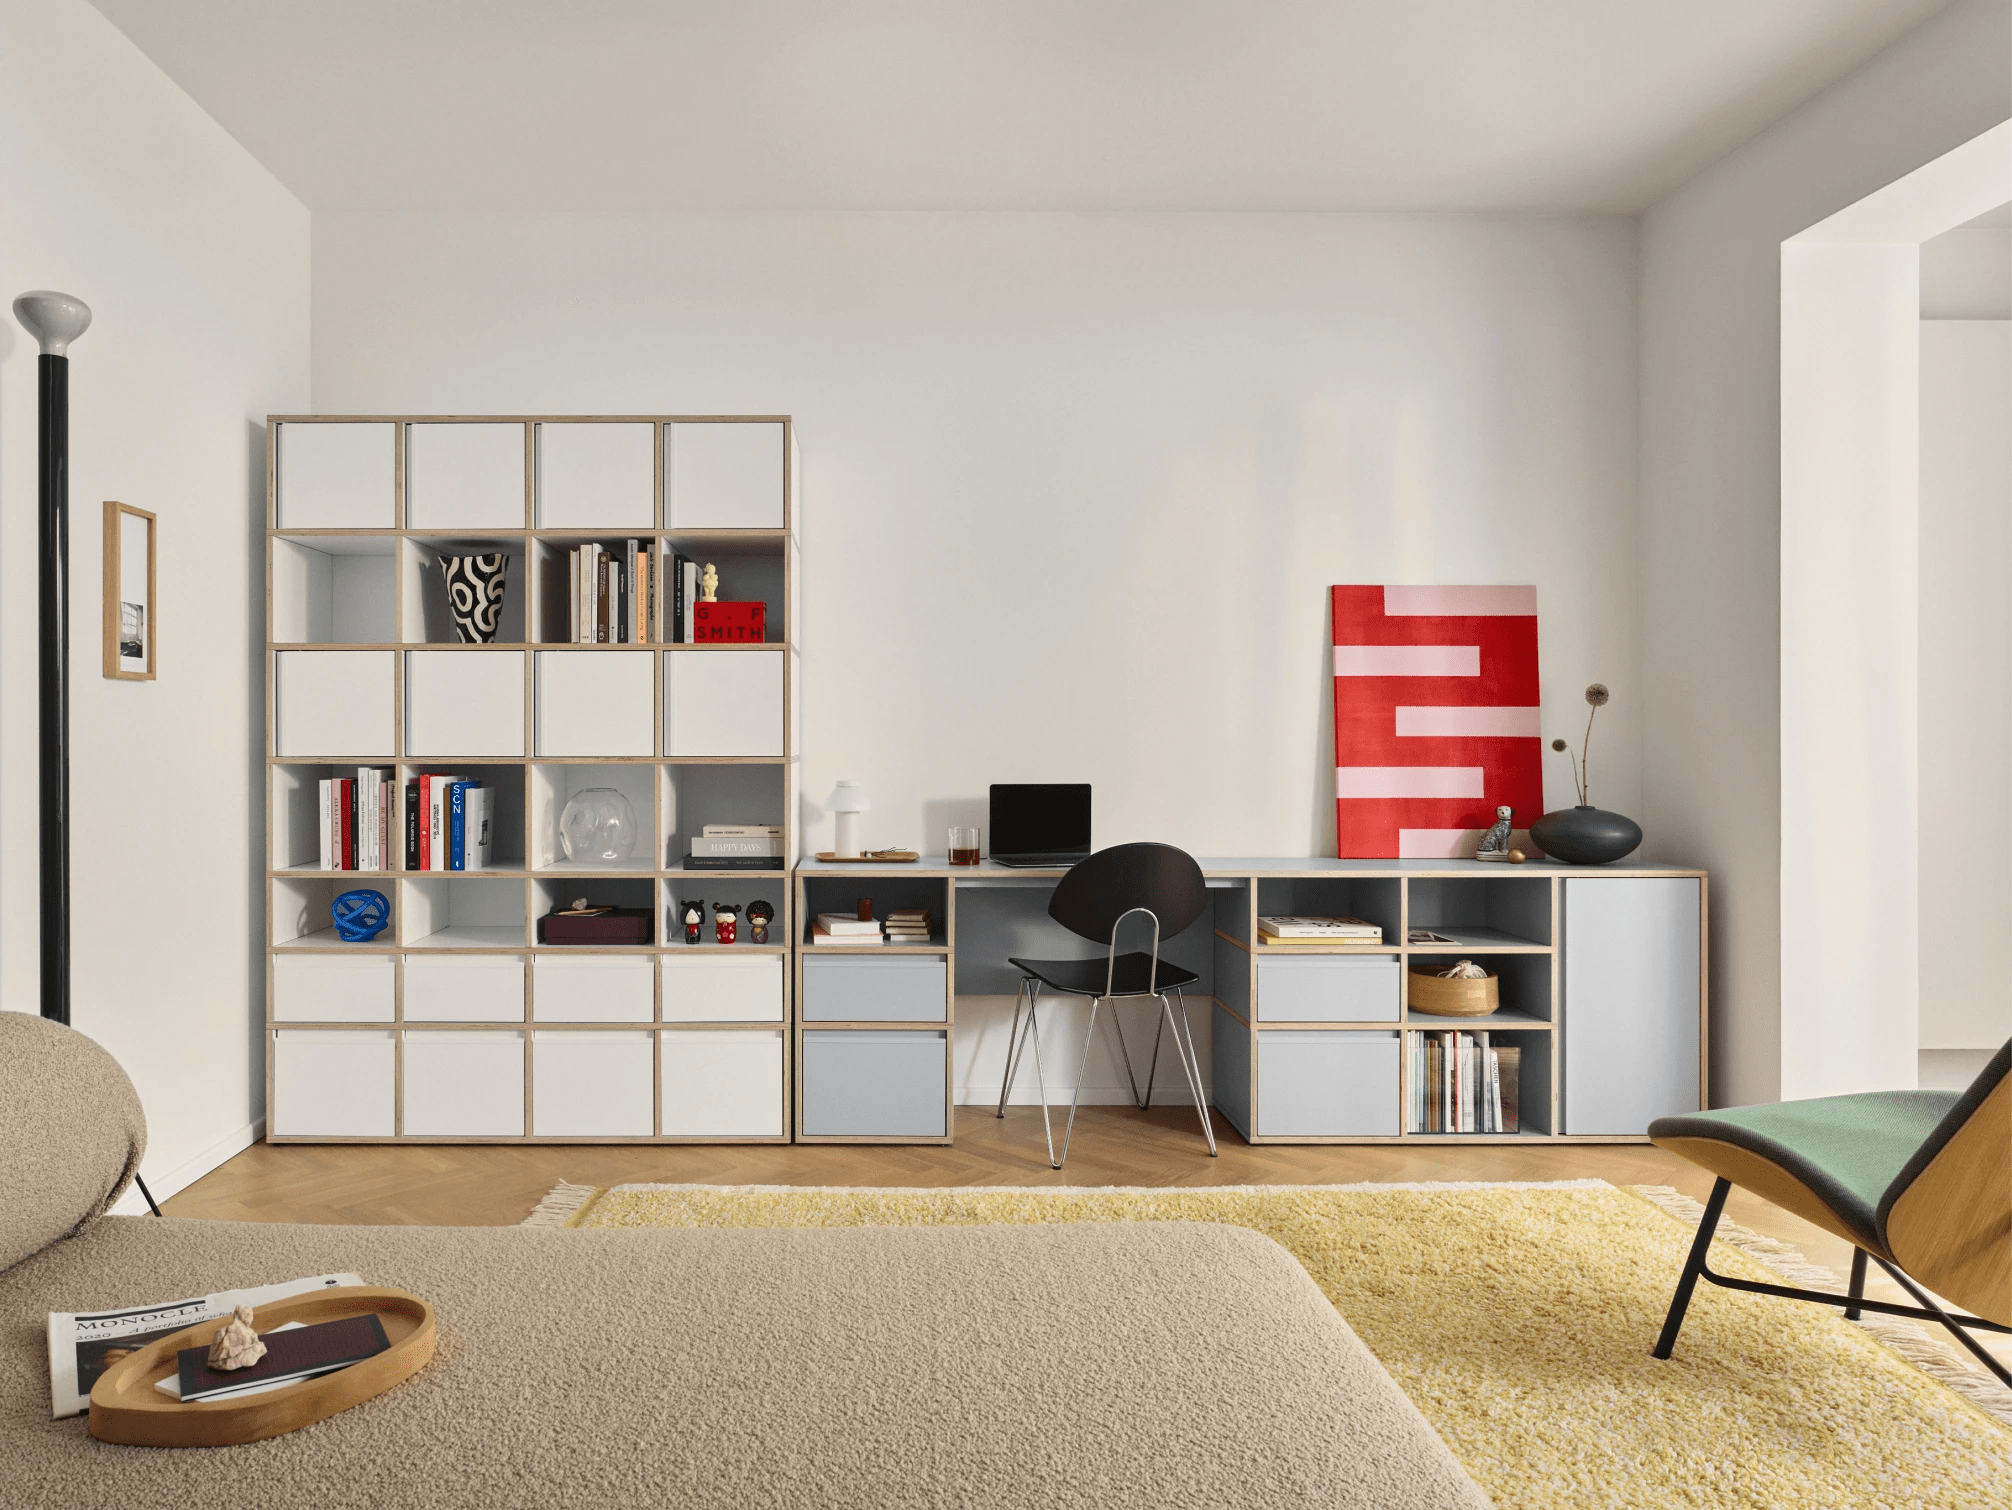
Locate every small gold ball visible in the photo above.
<box><xmin>1506</xmin><ymin>848</ymin><xmax>1527</xmax><ymax>864</ymax></box>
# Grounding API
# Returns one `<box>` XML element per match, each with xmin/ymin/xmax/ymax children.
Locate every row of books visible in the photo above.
<box><xmin>809</xmin><ymin>908</ymin><xmax>933</xmax><ymax>945</ymax></box>
<box><xmin>1258</xmin><ymin>914</ymin><xmax>1385</xmax><ymax>947</ymax></box>
<box><xmin>318</xmin><ymin>771</ymin><xmax>494</xmax><ymax>873</ymax></box>
<box><xmin>1407</xmin><ymin>1030</ymin><xmax>1521</xmax><ymax>1134</ymax></box>
<box><xmin>564</xmin><ymin>545</ymin><xmax>755</xmax><ymax>644</ymax></box>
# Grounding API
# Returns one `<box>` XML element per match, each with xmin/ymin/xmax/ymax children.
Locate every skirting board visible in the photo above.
<box><xmin>107</xmin><ymin>1117</ymin><xmax>264</xmax><ymax>1215</ymax></box>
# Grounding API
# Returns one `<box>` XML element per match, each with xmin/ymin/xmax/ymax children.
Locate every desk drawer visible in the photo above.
<box><xmin>801</xmin><ymin>1030</ymin><xmax>946</xmax><ymax>1137</ymax></box>
<box><xmin>1255</xmin><ymin>1030</ymin><xmax>1400</xmax><ymax>1137</ymax></box>
<box><xmin>1254</xmin><ymin>955</ymin><xmax>1399</xmax><ymax>1022</ymax></box>
<box><xmin>801</xmin><ymin>956</ymin><xmax>947</xmax><ymax>1023</ymax></box>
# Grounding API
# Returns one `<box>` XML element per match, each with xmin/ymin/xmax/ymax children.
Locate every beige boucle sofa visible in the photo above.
<box><xmin>1</xmin><ymin>1013</ymin><xmax>1489</xmax><ymax>1508</ymax></box>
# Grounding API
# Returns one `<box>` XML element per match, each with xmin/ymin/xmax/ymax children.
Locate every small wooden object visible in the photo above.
<box><xmin>1407</xmin><ymin>963</ymin><xmax>1500</xmax><ymax>1017</ymax></box>
<box><xmin>812</xmin><ymin>850</ymin><xmax>919</xmax><ymax>863</ymax></box>
<box><xmin>89</xmin><ymin>1286</ymin><xmax>434</xmax><ymax>1448</ymax></box>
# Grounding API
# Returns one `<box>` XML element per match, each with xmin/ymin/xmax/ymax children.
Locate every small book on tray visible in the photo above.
<box><xmin>175</xmin><ymin>1314</ymin><xmax>389</xmax><ymax>1403</ymax></box>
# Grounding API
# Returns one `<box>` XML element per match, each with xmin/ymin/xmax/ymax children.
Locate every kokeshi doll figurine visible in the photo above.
<box><xmin>680</xmin><ymin>900</ymin><xmax>705</xmax><ymax>945</ymax></box>
<box><xmin>746</xmin><ymin>900</ymin><xmax>774</xmax><ymax>945</ymax></box>
<box><xmin>713</xmin><ymin>901</ymin><xmax>741</xmax><ymax>945</ymax></box>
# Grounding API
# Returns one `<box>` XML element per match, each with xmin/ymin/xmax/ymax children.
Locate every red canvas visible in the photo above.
<box><xmin>1331</xmin><ymin>585</ymin><xmax>1543</xmax><ymax>859</ymax></box>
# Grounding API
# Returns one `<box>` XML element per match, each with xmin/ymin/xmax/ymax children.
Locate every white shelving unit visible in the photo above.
<box><xmin>265</xmin><ymin>415</ymin><xmax>800</xmax><ymax>1143</ymax></box>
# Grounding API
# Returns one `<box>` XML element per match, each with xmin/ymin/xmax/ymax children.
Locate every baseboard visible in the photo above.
<box><xmin>108</xmin><ymin>1117</ymin><xmax>265</xmax><ymax>1215</ymax></box>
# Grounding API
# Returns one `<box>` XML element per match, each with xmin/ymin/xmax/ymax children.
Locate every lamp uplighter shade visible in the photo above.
<box><xmin>12</xmin><ymin>291</ymin><xmax>92</xmax><ymax>355</ymax></box>
<box><xmin>823</xmin><ymin>780</ymin><xmax>869</xmax><ymax>859</ymax></box>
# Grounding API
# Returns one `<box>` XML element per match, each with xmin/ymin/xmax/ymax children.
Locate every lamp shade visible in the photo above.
<box><xmin>823</xmin><ymin>780</ymin><xmax>870</xmax><ymax>814</ymax></box>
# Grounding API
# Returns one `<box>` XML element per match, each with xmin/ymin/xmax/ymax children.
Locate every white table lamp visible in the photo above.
<box><xmin>824</xmin><ymin>779</ymin><xmax>870</xmax><ymax>859</ymax></box>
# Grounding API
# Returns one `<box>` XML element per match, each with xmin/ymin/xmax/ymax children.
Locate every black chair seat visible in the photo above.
<box><xmin>1007</xmin><ymin>951</ymin><xmax>1199</xmax><ymax>998</ymax></box>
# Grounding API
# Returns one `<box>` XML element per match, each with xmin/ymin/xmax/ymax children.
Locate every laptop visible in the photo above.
<box><xmin>989</xmin><ymin>784</ymin><xmax>1092</xmax><ymax>867</ymax></box>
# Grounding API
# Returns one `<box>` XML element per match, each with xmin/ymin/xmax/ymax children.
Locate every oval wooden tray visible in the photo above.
<box><xmin>1406</xmin><ymin>965</ymin><xmax>1500</xmax><ymax>1017</ymax></box>
<box><xmin>89</xmin><ymin>1286</ymin><xmax>434</xmax><ymax>1447</ymax></box>
<box><xmin>814</xmin><ymin>850</ymin><xmax>919</xmax><ymax>862</ymax></box>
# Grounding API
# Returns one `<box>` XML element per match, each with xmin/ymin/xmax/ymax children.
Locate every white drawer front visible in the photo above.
<box><xmin>402</xmin><ymin>1030</ymin><xmax>524</xmax><ymax>1136</ymax></box>
<box><xmin>661</xmin><ymin>954</ymin><xmax>784</xmax><ymax>1022</ymax></box>
<box><xmin>272</xmin><ymin>955</ymin><xmax>394</xmax><ymax>1022</ymax></box>
<box><xmin>272</xmin><ymin>1030</ymin><xmax>395</xmax><ymax>1137</ymax></box>
<box><xmin>660</xmin><ymin>1029</ymin><xmax>783</xmax><ymax>1136</ymax></box>
<box><xmin>532</xmin><ymin>1032</ymin><xmax>653</xmax><ymax>1136</ymax></box>
<box><xmin>403</xmin><ymin>955</ymin><xmax>525</xmax><ymax>1022</ymax></box>
<box><xmin>534</xmin><ymin>955</ymin><xmax>655</xmax><ymax>1022</ymax></box>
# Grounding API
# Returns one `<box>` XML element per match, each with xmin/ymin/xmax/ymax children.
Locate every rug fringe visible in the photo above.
<box><xmin>1629</xmin><ymin>1183</ymin><xmax>2012</xmax><ymax>1429</ymax></box>
<box><xmin>521</xmin><ymin>1182</ymin><xmax>602</xmax><ymax>1228</ymax></box>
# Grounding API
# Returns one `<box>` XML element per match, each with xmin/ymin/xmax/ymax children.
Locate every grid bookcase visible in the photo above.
<box><xmin>264</xmin><ymin>416</ymin><xmax>800</xmax><ymax>1143</ymax></box>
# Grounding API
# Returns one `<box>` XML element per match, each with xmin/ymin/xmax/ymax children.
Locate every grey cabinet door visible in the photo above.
<box><xmin>1563</xmin><ymin>878</ymin><xmax>1701</xmax><ymax>1134</ymax></box>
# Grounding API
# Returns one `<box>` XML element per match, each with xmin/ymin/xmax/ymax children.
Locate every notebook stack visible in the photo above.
<box><xmin>1256</xmin><ymin>915</ymin><xmax>1387</xmax><ymax>948</ymax></box>
<box><xmin>812</xmin><ymin>913</ymin><xmax>882</xmax><ymax>946</ymax></box>
<box><xmin>882</xmin><ymin>908</ymin><xmax>932</xmax><ymax>944</ymax></box>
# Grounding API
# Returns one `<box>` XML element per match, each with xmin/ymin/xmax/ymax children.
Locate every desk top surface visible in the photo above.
<box><xmin>794</xmin><ymin>855</ymin><xmax>1705</xmax><ymax>879</ymax></box>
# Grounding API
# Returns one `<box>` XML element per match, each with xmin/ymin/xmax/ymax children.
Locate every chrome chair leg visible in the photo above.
<box><xmin>1053</xmin><ymin>996</ymin><xmax>1102</xmax><ymax>1169</ymax></box>
<box><xmin>1160</xmin><ymin>989</ymin><xmax>1217</xmax><ymax>1156</ymax></box>
<box><xmin>1101</xmin><ymin>995</ymin><xmax>1148</xmax><ymax>1109</ymax></box>
<box><xmin>1024</xmin><ymin>987</ymin><xmax>1058</xmax><ymax>1168</ymax></box>
<box><xmin>1141</xmin><ymin>999</ymin><xmax>1168</xmax><ymax>1110</ymax></box>
<box><xmin>997</xmin><ymin>976</ymin><xmax>1033</xmax><ymax>1117</ymax></box>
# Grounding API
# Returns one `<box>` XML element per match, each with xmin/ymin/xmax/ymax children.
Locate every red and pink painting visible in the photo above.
<box><xmin>1331</xmin><ymin>585</ymin><xmax>1543</xmax><ymax>859</ymax></box>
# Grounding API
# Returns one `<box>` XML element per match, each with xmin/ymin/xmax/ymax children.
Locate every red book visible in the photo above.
<box><xmin>694</xmin><ymin>601</ymin><xmax>766</xmax><ymax>643</ymax></box>
<box><xmin>338</xmin><ymin>779</ymin><xmax>354</xmax><ymax>871</ymax></box>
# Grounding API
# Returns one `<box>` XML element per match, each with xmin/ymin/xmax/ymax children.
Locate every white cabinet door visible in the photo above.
<box><xmin>403</xmin><ymin>1031</ymin><xmax>525</xmax><ymax>1135</ymax></box>
<box><xmin>276</xmin><ymin>651</ymin><xmax>395</xmax><ymax>757</ymax></box>
<box><xmin>667</xmin><ymin>422</ymin><xmax>784</xmax><ymax>529</ymax></box>
<box><xmin>272</xmin><ymin>956</ymin><xmax>395</xmax><ymax>1022</ymax></box>
<box><xmin>664</xmin><ymin>650</ymin><xmax>783</xmax><ymax>756</ymax></box>
<box><xmin>272</xmin><ymin>1031</ymin><xmax>396</xmax><ymax>1137</ymax></box>
<box><xmin>660</xmin><ymin>955</ymin><xmax>784</xmax><ymax>1022</ymax></box>
<box><xmin>405</xmin><ymin>422</ymin><xmax>527</xmax><ymax>530</ymax></box>
<box><xmin>535</xmin><ymin>422</ymin><xmax>656</xmax><ymax>529</ymax></box>
<box><xmin>533</xmin><ymin>1032</ymin><xmax>654</xmax><ymax>1135</ymax></box>
<box><xmin>535</xmin><ymin>956</ymin><xmax>655</xmax><ymax>1022</ymax></box>
<box><xmin>277</xmin><ymin>422</ymin><xmax>395</xmax><ymax>529</ymax></box>
<box><xmin>660</xmin><ymin>1029</ymin><xmax>783</xmax><ymax>1136</ymax></box>
<box><xmin>406</xmin><ymin>650</ymin><xmax>526</xmax><ymax>757</ymax></box>
<box><xmin>535</xmin><ymin>651</ymin><xmax>654</xmax><ymax>757</ymax></box>
<box><xmin>1562</xmin><ymin>877</ymin><xmax>1701</xmax><ymax>1134</ymax></box>
<box><xmin>403</xmin><ymin>955</ymin><xmax>525</xmax><ymax>1022</ymax></box>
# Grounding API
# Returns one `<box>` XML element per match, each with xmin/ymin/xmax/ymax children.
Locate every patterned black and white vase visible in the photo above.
<box><xmin>442</xmin><ymin>554</ymin><xmax>508</xmax><ymax>643</ymax></box>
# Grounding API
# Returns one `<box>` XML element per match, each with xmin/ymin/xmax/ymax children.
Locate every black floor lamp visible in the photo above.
<box><xmin>12</xmin><ymin>291</ymin><xmax>158</xmax><ymax>1218</ymax></box>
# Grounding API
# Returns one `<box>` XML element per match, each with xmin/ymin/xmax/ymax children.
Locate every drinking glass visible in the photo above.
<box><xmin>947</xmin><ymin>827</ymin><xmax>981</xmax><ymax>866</ymax></box>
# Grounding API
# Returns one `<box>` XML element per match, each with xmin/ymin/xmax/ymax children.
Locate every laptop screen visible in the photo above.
<box><xmin>989</xmin><ymin>784</ymin><xmax>1092</xmax><ymax>856</ymax></box>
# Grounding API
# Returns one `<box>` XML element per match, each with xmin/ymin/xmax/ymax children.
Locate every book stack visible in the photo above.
<box><xmin>319</xmin><ymin>769</ymin><xmax>394</xmax><ymax>870</ymax></box>
<box><xmin>401</xmin><ymin>773</ymin><xmax>494</xmax><ymax>872</ymax></box>
<box><xmin>684</xmin><ymin>823</ymin><xmax>784</xmax><ymax>872</ymax></box>
<box><xmin>882</xmin><ymin>908</ymin><xmax>932</xmax><ymax>944</ymax></box>
<box><xmin>812</xmin><ymin>912</ymin><xmax>882</xmax><ymax>946</ymax></box>
<box><xmin>1256</xmin><ymin>915</ymin><xmax>1387</xmax><ymax>948</ymax></box>
<box><xmin>667</xmin><ymin>553</ymin><xmax>699</xmax><ymax>644</ymax></box>
<box><xmin>1406</xmin><ymin>1031</ymin><xmax>1520</xmax><ymax>1133</ymax></box>
<box><xmin>693</xmin><ymin>600</ymin><xmax>766</xmax><ymax>643</ymax></box>
<box><xmin>567</xmin><ymin>540</ymin><xmax>657</xmax><ymax>643</ymax></box>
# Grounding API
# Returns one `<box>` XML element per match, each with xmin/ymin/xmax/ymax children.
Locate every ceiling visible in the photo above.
<box><xmin>90</xmin><ymin>0</ymin><xmax>1958</xmax><ymax>214</ymax></box>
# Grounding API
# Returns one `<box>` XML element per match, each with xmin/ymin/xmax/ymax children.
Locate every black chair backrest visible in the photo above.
<box><xmin>1048</xmin><ymin>842</ymin><xmax>1207</xmax><ymax>946</ymax></box>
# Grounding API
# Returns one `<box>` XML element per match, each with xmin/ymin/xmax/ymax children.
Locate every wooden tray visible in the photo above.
<box><xmin>1406</xmin><ymin>965</ymin><xmax>1500</xmax><ymax>1017</ymax></box>
<box><xmin>814</xmin><ymin>850</ymin><xmax>919</xmax><ymax>863</ymax></box>
<box><xmin>89</xmin><ymin>1286</ymin><xmax>434</xmax><ymax>1447</ymax></box>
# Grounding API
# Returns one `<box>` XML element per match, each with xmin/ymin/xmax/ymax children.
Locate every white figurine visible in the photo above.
<box><xmin>700</xmin><ymin>563</ymin><xmax>718</xmax><ymax>603</ymax></box>
<box><xmin>1476</xmin><ymin>805</ymin><xmax>1514</xmax><ymax>861</ymax></box>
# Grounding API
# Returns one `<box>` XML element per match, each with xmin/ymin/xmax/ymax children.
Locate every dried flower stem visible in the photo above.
<box><xmin>1580</xmin><ymin>705</ymin><xmax>1597</xmax><ymax>806</ymax></box>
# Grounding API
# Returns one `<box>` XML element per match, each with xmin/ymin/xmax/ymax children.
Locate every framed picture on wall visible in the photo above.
<box><xmin>103</xmin><ymin>501</ymin><xmax>156</xmax><ymax>681</ymax></box>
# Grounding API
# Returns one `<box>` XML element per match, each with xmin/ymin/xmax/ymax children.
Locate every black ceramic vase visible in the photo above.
<box><xmin>442</xmin><ymin>553</ymin><xmax>508</xmax><ymax>643</ymax></box>
<box><xmin>1530</xmin><ymin>805</ymin><xmax>1642</xmax><ymax>865</ymax></box>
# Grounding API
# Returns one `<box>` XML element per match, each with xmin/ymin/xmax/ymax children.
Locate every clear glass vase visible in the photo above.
<box><xmin>559</xmin><ymin>788</ymin><xmax>638</xmax><ymax>863</ymax></box>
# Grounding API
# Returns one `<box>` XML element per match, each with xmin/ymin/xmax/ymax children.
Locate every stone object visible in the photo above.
<box><xmin>207</xmin><ymin>1305</ymin><xmax>266</xmax><ymax>1371</ymax></box>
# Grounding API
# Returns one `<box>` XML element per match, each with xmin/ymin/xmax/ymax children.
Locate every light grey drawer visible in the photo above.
<box><xmin>1254</xmin><ymin>955</ymin><xmax>1400</xmax><ymax>1022</ymax></box>
<box><xmin>1255</xmin><ymin>1031</ymin><xmax>1400</xmax><ymax>1137</ymax></box>
<box><xmin>802</xmin><ymin>1030</ymin><xmax>947</xmax><ymax>1137</ymax></box>
<box><xmin>801</xmin><ymin>955</ymin><xmax>948</xmax><ymax>1023</ymax></box>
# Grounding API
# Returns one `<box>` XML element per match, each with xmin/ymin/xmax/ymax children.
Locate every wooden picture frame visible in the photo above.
<box><xmin>103</xmin><ymin>501</ymin><xmax>156</xmax><ymax>680</ymax></box>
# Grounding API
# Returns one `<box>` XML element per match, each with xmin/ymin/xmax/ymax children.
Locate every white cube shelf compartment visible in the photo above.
<box><xmin>661</xmin><ymin>954</ymin><xmax>785</xmax><ymax>1022</ymax></box>
<box><xmin>272</xmin><ymin>1031</ymin><xmax>396</xmax><ymax>1137</ymax></box>
<box><xmin>276</xmin><ymin>651</ymin><xmax>395</xmax><ymax>757</ymax></box>
<box><xmin>534</xmin><ymin>956</ymin><xmax>655</xmax><ymax>1022</ymax></box>
<box><xmin>405</xmin><ymin>422</ymin><xmax>527</xmax><ymax>530</ymax></box>
<box><xmin>276</xmin><ymin>422</ymin><xmax>395</xmax><ymax>529</ymax></box>
<box><xmin>535</xmin><ymin>650</ymin><xmax>654</xmax><ymax>757</ymax></box>
<box><xmin>668</xmin><ymin>421</ymin><xmax>785</xmax><ymax>529</ymax></box>
<box><xmin>272</xmin><ymin>956</ymin><xmax>395</xmax><ymax>1022</ymax></box>
<box><xmin>404</xmin><ymin>954</ymin><xmax>526</xmax><ymax>1022</ymax></box>
<box><xmin>271</xmin><ymin>537</ymin><xmax>398</xmax><ymax>644</ymax></box>
<box><xmin>406</xmin><ymin>650</ymin><xmax>526</xmax><ymax>756</ymax></box>
<box><xmin>402</xmin><ymin>1030</ymin><xmax>525</xmax><ymax>1136</ymax></box>
<box><xmin>268</xmin><ymin>414</ymin><xmax>798</xmax><ymax>1145</ymax></box>
<box><xmin>665</xmin><ymin>650</ymin><xmax>784</xmax><ymax>756</ymax></box>
<box><xmin>533</xmin><ymin>1031</ymin><xmax>654</xmax><ymax>1136</ymax></box>
<box><xmin>535</xmin><ymin>422</ymin><xmax>656</xmax><ymax>529</ymax></box>
<box><xmin>660</xmin><ymin>1029</ymin><xmax>785</xmax><ymax>1137</ymax></box>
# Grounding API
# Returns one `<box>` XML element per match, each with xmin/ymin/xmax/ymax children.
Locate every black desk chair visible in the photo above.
<box><xmin>995</xmin><ymin>842</ymin><xmax>1218</xmax><ymax>1169</ymax></box>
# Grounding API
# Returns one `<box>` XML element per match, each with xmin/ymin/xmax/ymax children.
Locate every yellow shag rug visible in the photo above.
<box><xmin>528</xmin><ymin>1178</ymin><xmax>2012</xmax><ymax>1510</ymax></box>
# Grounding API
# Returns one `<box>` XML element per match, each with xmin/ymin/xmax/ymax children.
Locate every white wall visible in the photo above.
<box><xmin>1638</xmin><ymin>0</ymin><xmax>2011</xmax><ymax>1107</ymax></box>
<box><xmin>1919</xmin><ymin>319</ymin><xmax>2012</xmax><ymax>1052</ymax></box>
<box><xmin>0</xmin><ymin>0</ymin><xmax>310</xmax><ymax>1197</ymax></box>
